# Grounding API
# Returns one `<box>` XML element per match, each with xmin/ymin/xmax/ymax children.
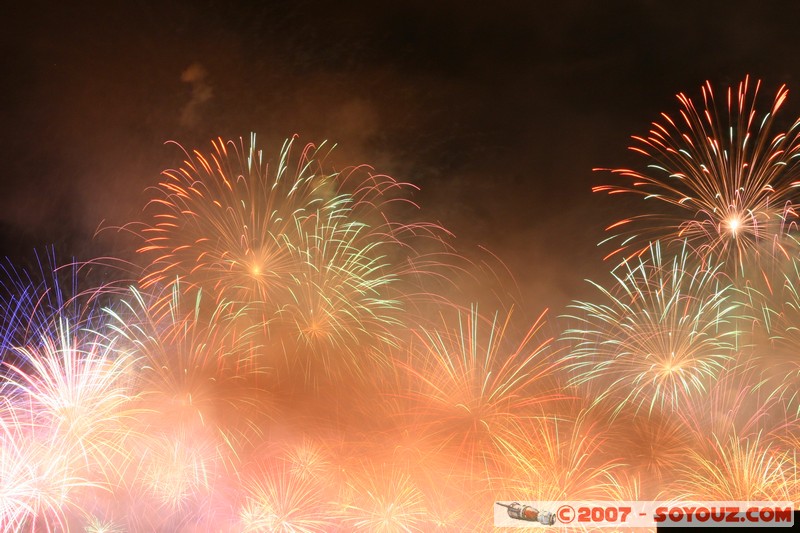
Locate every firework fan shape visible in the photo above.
<box><xmin>0</xmin><ymin>254</ymin><xmax>136</xmax><ymax>529</ymax></box>
<box><xmin>777</xmin><ymin>433</ymin><xmax>800</xmax><ymax>507</ymax></box>
<box><xmin>137</xmin><ymin>135</ymin><xmax>336</xmax><ymax>301</ymax></box>
<box><xmin>595</xmin><ymin>76</ymin><xmax>800</xmax><ymax>271</ymax></box>
<box><xmin>601</xmin><ymin>362</ymin><xmax>789</xmax><ymax>498</ymax></box>
<box><xmin>337</xmin><ymin>462</ymin><xmax>427</xmax><ymax>533</ymax></box>
<box><xmin>736</xmin><ymin>256</ymin><xmax>800</xmax><ymax>420</ymax></box>
<box><xmin>104</xmin><ymin>282</ymin><xmax>274</xmax><ymax>472</ymax></box>
<box><xmin>397</xmin><ymin>305</ymin><xmax>565</xmax><ymax>482</ymax></box>
<box><xmin>236</xmin><ymin>461</ymin><xmax>337</xmax><ymax>533</ymax></box>
<box><xmin>105</xmin><ymin>284</ymin><xmax>267</xmax><ymax>429</ymax></box>
<box><xmin>96</xmin><ymin>283</ymin><xmax>276</xmax><ymax>529</ymax></box>
<box><xmin>135</xmin><ymin>135</ymin><xmax>451</xmax><ymax>380</ymax></box>
<box><xmin>0</xmin><ymin>249</ymin><xmax>117</xmax><ymax>364</ymax></box>
<box><xmin>481</xmin><ymin>408</ymin><xmax>625</xmax><ymax>530</ymax></box>
<box><xmin>7</xmin><ymin>319</ymin><xmax>136</xmax><ymax>480</ymax></box>
<box><xmin>0</xmin><ymin>403</ymin><xmax>92</xmax><ymax>531</ymax></box>
<box><xmin>561</xmin><ymin>241</ymin><xmax>739</xmax><ymax>417</ymax></box>
<box><xmin>271</xmin><ymin>211</ymin><xmax>403</xmax><ymax>380</ymax></box>
<box><xmin>500</xmin><ymin>412</ymin><xmax>623</xmax><ymax>503</ymax></box>
<box><xmin>671</xmin><ymin>432</ymin><xmax>794</xmax><ymax>502</ymax></box>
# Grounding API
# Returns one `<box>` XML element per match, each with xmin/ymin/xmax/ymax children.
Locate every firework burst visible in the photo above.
<box><xmin>270</xmin><ymin>211</ymin><xmax>404</xmax><ymax>380</ymax></box>
<box><xmin>137</xmin><ymin>135</ymin><xmax>332</xmax><ymax>300</ymax></box>
<box><xmin>104</xmin><ymin>283</ymin><xmax>269</xmax><ymax>438</ymax></box>
<box><xmin>736</xmin><ymin>256</ymin><xmax>800</xmax><ymax>419</ymax></box>
<box><xmin>0</xmin><ymin>253</ymin><xmax>138</xmax><ymax>528</ymax></box>
<box><xmin>561</xmin><ymin>241</ymin><xmax>739</xmax><ymax>417</ymax></box>
<box><xmin>397</xmin><ymin>305</ymin><xmax>565</xmax><ymax>481</ymax></box>
<box><xmin>776</xmin><ymin>433</ymin><xmax>800</xmax><ymax>507</ymax></box>
<box><xmin>99</xmin><ymin>282</ymin><xmax>271</xmax><ymax>529</ymax></box>
<box><xmin>5</xmin><ymin>319</ymin><xmax>137</xmax><ymax>483</ymax></box>
<box><xmin>133</xmin><ymin>135</ymin><xmax>452</xmax><ymax>382</ymax></box>
<box><xmin>83</xmin><ymin>516</ymin><xmax>125</xmax><ymax>533</ymax></box>
<box><xmin>595</xmin><ymin>76</ymin><xmax>800</xmax><ymax>271</ymax></box>
<box><xmin>671</xmin><ymin>432</ymin><xmax>793</xmax><ymax>501</ymax></box>
<box><xmin>337</xmin><ymin>462</ymin><xmax>427</xmax><ymax>533</ymax></box>
<box><xmin>608</xmin><ymin>408</ymin><xmax>694</xmax><ymax>493</ymax></box>
<box><xmin>501</xmin><ymin>411</ymin><xmax>623</xmax><ymax>502</ymax></box>
<box><xmin>0</xmin><ymin>113</ymin><xmax>797</xmax><ymax>529</ymax></box>
<box><xmin>135</xmin><ymin>428</ymin><xmax>228</xmax><ymax>513</ymax></box>
<box><xmin>237</xmin><ymin>461</ymin><xmax>336</xmax><ymax>533</ymax></box>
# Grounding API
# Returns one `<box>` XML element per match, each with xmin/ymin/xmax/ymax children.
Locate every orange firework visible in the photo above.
<box><xmin>133</xmin><ymin>135</ymin><xmax>453</xmax><ymax>382</ymax></box>
<box><xmin>337</xmin><ymin>462</ymin><xmax>427</xmax><ymax>533</ymax></box>
<box><xmin>562</xmin><ymin>241</ymin><xmax>739</xmax><ymax>417</ymax></box>
<box><xmin>670</xmin><ymin>432</ymin><xmax>793</xmax><ymax>501</ymax></box>
<box><xmin>609</xmin><ymin>408</ymin><xmax>694</xmax><ymax>494</ymax></box>
<box><xmin>736</xmin><ymin>254</ymin><xmax>800</xmax><ymax>421</ymax></box>
<box><xmin>501</xmin><ymin>411</ymin><xmax>623</xmax><ymax>503</ymax></box>
<box><xmin>105</xmin><ymin>283</ymin><xmax>270</xmax><ymax>440</ymax></box>
<box><xmin>397</xmin><ymin>305</ymin><xmax>565</xmax><ymax>482</ymax></box>
<box><xmin>237</xmin><ymin>461</ymin><xmax>337</xmax><ymax>533</ymax></box>
<box><xmin>4</xmin><ymin>105</ymin><xmax>799</xmax><ymax>528</ymax></box>
<box><xmin>777</xmin><ymin>433</ymin><xmax>800</xmax><ymax>507</ymax></box>
<box><xmin>595</xmin><ymin>76</ymin><xmax>800</xmax><ymax>272</ymax></box>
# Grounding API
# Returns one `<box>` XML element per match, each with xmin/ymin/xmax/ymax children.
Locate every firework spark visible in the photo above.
<box><xmin>134</xmin><ymin>135</ymin><xmax>451</xmax><ymax>381</ymax></box>
<box><xmin>237</xmin><ymin>461</ymin><xmax>336</xmax><ymax>533</ymax></box>
<box><xmin>104</xmin><ymin>283</ymin><xmax>269</xmax><ymax>439</ymax></box>
<box><xmin>0</xmin><ymin>254</ymin><xmax>137</xmax><ymax>528</ymax></box>
<box><xmin>735</xmin><ymin>255</ymin><xmax>800</xmax><ymax>420</ymax></box>
<box><xmin>561</xmin><ymin>241</ymin><xmax>739</xmax><ymax>416</ymax></box>
<box><xmin>672</xmin><ymin>432</ymin><xmax>793</xmax><ymax>501</ymax></box>
<box><xmin>595</xmin><ymin>76</ymin><xmax>800</xmax><ymax>271</ymax></box>
<box><xmin>5</xmin><ymin>319</ymin><xmax>137</xmax><ymax>483</ymax></box>
<box><xmin>501</xmin><ymin>411</ymin><xmax>623</xmax><ymax>503</ymax></box>
<box><xmin>0</xmin><ymin>121</ymin><xmax>796</xmax><ymax>530</ymax></box>
<box><xmin>338</xmin><ymin>462</ymin><xmax>427</xmax><ymax>533</ymax></box>
<box><xmin>397</xmin><ymin>305</ymin><xmax>565</xmax><ymax>481</ymax></box>
<box><xmin>0</xmin><ymin>393</ymin><xmax>99</xmax><ymax>530</ymax></box>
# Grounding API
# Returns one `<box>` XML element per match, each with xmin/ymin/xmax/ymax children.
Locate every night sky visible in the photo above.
<box><xmin>4</xmin><ymin>0</ymin><xmax>800</xmax><ymax>311</ymax></box>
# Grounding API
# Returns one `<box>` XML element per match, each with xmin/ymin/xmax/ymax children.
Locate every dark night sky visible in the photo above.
<box><xmin>3</xmin><ymin>0</ymin><xmax>800</xmax><ymax>312</ymax></box>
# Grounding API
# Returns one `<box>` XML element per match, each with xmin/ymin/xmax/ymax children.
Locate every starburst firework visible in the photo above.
<box><xmin>398</xmin><ymin>305</ymin><xmax>564</xmax><ymax>480</ymax></box>
<box><xmin>595</xmin><ymin>76</ymin><xmax>800</xmax><ymax>271</ymax></box>
<box><xmin>562</xmin><ymin>241</ymin><xmax>738</xmax><ymax>416</ymax></box>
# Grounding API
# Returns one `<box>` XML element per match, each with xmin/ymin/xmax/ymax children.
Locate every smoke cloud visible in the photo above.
<box><xmin>180</xmin><ymin>62</ymin><xmax>214</xmax><ymax>128</ymax></box>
